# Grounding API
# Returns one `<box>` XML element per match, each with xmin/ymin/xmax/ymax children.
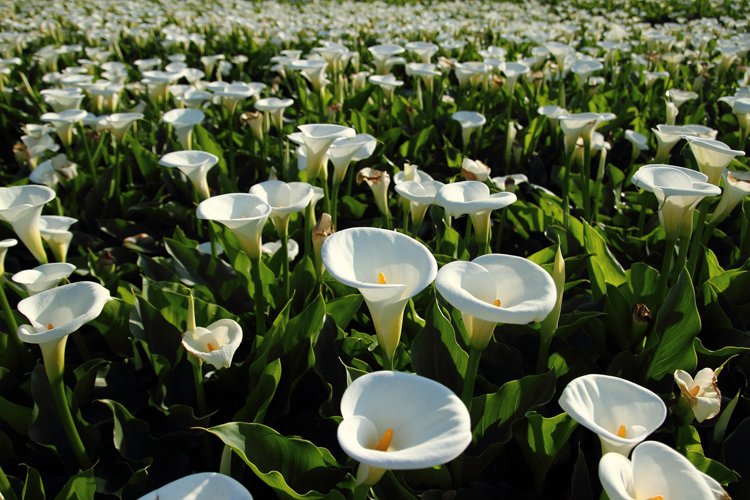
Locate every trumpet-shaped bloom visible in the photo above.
<box><xmin>451</xmin><ymin>111</ymin><xmax>486</xmax><ymax>147</ymax></box>
<box><xmin>356</xmin><ymin>168</ymin><xmax>391</xmax><ymax>218</ymax></box>
<box><xmin>499</xmin><ymin>61</ymin><xmax>530</xmax><ymax>93</ymax></box>
<box><xmin>711</xmin><ymin>170</ymin><xmax>750</xmax><ymax>223</ymax></box>
<box><xmin>262</xmin><ymin>239</ymin><xmax>299</xmax><ymax>261</ymax></box>
<box><xmin>102</xmin><ymin>113</ymin><xmax>144</xmax><ymax>142</ymax></box>
<box><xmin>17</xmin><ymin>281</ymin><xmax>111</xmax><ymax>346</ymax></box>
<box><xmin>40</xmin><ymin>109</ymin><xmax>87</xmax><ymax>146</ymax></box>
<box><xmin>599</xmin><ymin>441</ymin><xmax>726</xmax><ymax>500</ymax></box>
<box><xmin>290</xmin><ymin>59</ymin><xmax>329</xmax><ymax>92</ymax></box>
<box><xmin>683</xmin><ymin>137</ymin><xmax>745</xmax><ymax>186</ymax></box>
<box><xmin>559</xmin><ymin>374</ymin><xmax>667</xmax><ymax>456</ymax></box>
<box><xmin>160</xmin><ymin>151</ymin><xmax>218</xmax><ymax>200</ymax></box>
<box><xmin>249</xmin><ymin>180</ymin><xmax>314</xmax><ymax>235</ymax></box>
<box><xmin>322</xmin><ymin>228</ymin><xmax>437</xmax><ymax>360</ymax></box>
<box><xmin>329</xmin><ymin>134</ymin><xmax>377</xmax><ymax>185</ymax></box>
<box><xmin>435</xmin><ymin>254</ymin><xmax>556</xmax><ymax>349</ymax></box>
<box><xmin>0</xmin><ymin>239</ymin><xmax>18</xmax><ymax>275</ymax></box>
<box><xmin>162</xmin><ymin>108</ymin><xmax>205</xmax><ymax>149</ymax></box>
<box><xmin>368</xmin><ymin>74</ymin><xmax>403</xmax><ymax>102</ymax></box>
<box><xmin>461</xmin><ymin>158</ymin><xmax>491</xmax><ymax>181</ymax></box>
<box><xmin>632</xmin><ymin>164</ymin><xmax>721</xmax><ymax>240</ymax></box>
<box><xmin>559</xmin><ymin>112</ymin><xmax>613</xmax><ymax>156</ymax></box>
<box><xmin>296</xmin><ymin>124</ymin><xmax>356</xmax><ymax>182</ymax></box>
<box><xmin>12</xmin><ymin>262</ymin><xmax>76</xmax><ymax>295</ymax></box>
<box><xmin>394</xmin><ymin>179</ymin><xmax>444</xmax><ymax>226</ymax></box>
<box><xmin>196</xmin><ymin>194</ymin><xmax>271</xmax><ymax>260</ymax></box>
<box><xmin>39</xmin><ymin>216</ymin><xmax>76</xmax><ymax>263</ymax></box>
<box><xmin>368</xmin><ymin>44</ymin><xmax>406</xmax><ymax>74</ymax></box>
<box><xmin>338</xmin><ymin>370</ymin><xmax>471</xmax><ymax>485</ymax></box>
<box><xmin>674</xmin><ymin>368</ymin><xmax>721</xmax><ymax>423</ymax></box>
<box><xmin>254</xmin><ymin>97</ymin><xmax>294</xmax><ymax>129</ymax></box>
<box><xmin>41</xmin><ymin>88</ymin><xmax>84</xmax><ymax>112</ymax></box>
<box><xmin>0</xmin><ymin>185</ymin><xmax>55</xmax><ymax>263</ymax></box>
<box><xmin>136</xmin><ymin>472</ymin><xmax>253</xmax><ymax>500</ymax></box>
<box><xmin>182</xmin><ymin>318</ymin><xmax>242</xmax><ymax>370</ymax></box>
<box><xmin>29</xmin><ymin>153</ymin><xmax>78</xmax><ymax>188</ymax></box>
<box><xmin>405</xmin><ymin>41</ymin><xmax>439</xmax><ymax>63</ymax></box>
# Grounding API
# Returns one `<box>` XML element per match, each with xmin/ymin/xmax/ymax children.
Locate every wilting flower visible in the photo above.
<box><xmin>312</xmin><ymin>213</ymin><xmax>334</xmax><ymax>279</ymax></box>
<box><xmin>162</xmin><ymin>108</ymin><xmax>205</xmax><ymax>149</ymax></box>
<box><xmin>357</xmin><ymin>168</ymin><xmax>391</xmax><ymax>219</ymax></box>
<box><xmin>29</xmin><ymin>153</ymin><xmax>78</xmax><ymax>188</ymax></box>
<box><xmin>181</xmin><ymin>293</ymin><xmax>242</xmax><ymax>370</ymax></box>
<box><xmin>674</xmin><ymin>368</ymin><xmax>721</xmax><ymax>423</ymax></box>
<box><xmin>461</xmin><ymin>158</ymin><xmax>491</xmax><ymax>181</ymax></box>
<box><xmin>559</xmin><ymin>374</ymin><xmax>667</xmax><ymax>456</ymax></box>
<box><xmin>137</xmin><ymin>472</ymin><xmax>253</xmax><ymax>500</ymax></box>
<box><xmin>599</xmin><ymin>441</ymin><xmax>727</xmax><ymax>500</ymax></box>
<box><xmin>451</xmin><ymin>111</ymin><xmax>486</xmax><ymax>148</ymax></box>
<box><xmin>683</xmin><ymin>137</ymin><xmax>745</xmax><ymax>186</ymax></box>
<box><xmin>338</xmin><ymin>370</ymin><xmax>471</xmax><ymax>486</ymax></box>
<box><xmin>159</xmin><ymin>151</ymin><xmax>218</xmax><ymax>200</ymax></box>
<box><xmin>322</xmin><ymin>228</ymin><xmax>437</xmax><ymax>361</ymax></box>
<box><xmin>711</xmin><ymin>170</ymin><xmax>750</xmax><ymax>224</ymax></box>
<box><xmin>39</xmin><ymin>216</ymin><xmax>76</xmax><ymax>263</ymax></box>
<box><xmin>12</xmin><ymin>262</ymin><xmax>75</xmax><ymax>295</ymax></box>
<box><xmin>436</xmin><ymin>254</ymin><xmax>556</xmax><ymax>350</ymax></box>
<box><xmin>632</xmin><ymin>164</ymin><xmax>721</xmax><ymax>241</ymax></box>
<box><xmin>0</xmin><ymin>185</ymin><xmax>56</xmax><ymax>263</ymax></box>
<box><xmin>196</xmin><ymin>194</ymin><xmax>271</xmax><ymax>260</ymax></box>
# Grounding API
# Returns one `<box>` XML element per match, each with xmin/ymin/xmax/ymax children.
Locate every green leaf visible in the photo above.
<box><xmin>54</xmin><ymin>468</ymin><xmax>95</xmax><ymax>500</ymax></box>
<box><xmin>713</xmin><ymin>390</ymin><xmax>740</xmax><ymax>445</ymax></box>
<box><xmin>22</xmin><ymin>464</ymin><xmax>44</xmax><ymax>500</ymax></box>
<box><xmin>646</xmin><ymin>269</ymin><xmax>701</xmax><ymax>381</ymax></box>
<box><xmin>584</xmin><ymin>223</ymin><xmax>626</xmax><ymax>297</ymax></box>
<box><xmin>0</xmin><ymin>395</ymin><xmax>31</xmax><ymax>435</ymax></box>
<box><xmin>411</xmin><ymin>298</ymin><xmax>468</xmax><ymax>395</ymax></box>
<box><xmin>203</xmin><ymin>422</ymin><xmax>350</xmax><ymax>499</ymax></box>
<box><xmin>519</xmin><ymin>411</ymin><xmax>577</xmax><ymax>487</ymax></box>
<box><xmin>194</xmin><ymin>124</ymin><xmax>227</xmax><ymax>173</ymax></box>
<box><xmin>676</xmin><ymin>425</ymin><xmax>739</xmax><ymax>485</ymax></box>
<box><xmin>98</xmin><ymin>399</ymin><xmax>155</xmax><ymax>465</ymax></box>
<box><xmin>88</xmin><ymin>298</ymin><xmax>131</xmax><ymax>357</ymax></box>
<box><xmin>234</xmin><ymin>358</ymin><xmax>282</xmax><ymax>423</ymax></box>
<box><xmin>326</xmin><ymin>294</ymin><xmax>363</xmax><ymax>331</ymax></box>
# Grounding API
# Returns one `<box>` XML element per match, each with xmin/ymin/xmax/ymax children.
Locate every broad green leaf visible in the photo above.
<box><xmin>22</xmin><ymin>464</ymin><xmax>44</xmax><ymax>500</ymax></box>
<box><xmin>646</xmin><ymin>269</ymin><xmax>701</xmax><ymax>381</ymax></box>
<box><xmin>234</xmin><ymin>358</ymin><xmax>282</xmax><ymax>423</ymax></box>
<box><xmin>584</xmin><ymin>223</ymin><xmax>626</xmax><ymax>297</ymax></box>
<box><xmin>98</xmin><ymin>399</ymin><xmax>155</xmax><ymax>465</ymax></box>
<box><xmin>194</xmin><ymin>124</ymin><xmax>227</xmax><ymax>173</ymax></box>
<box><xmin>676</xmin><ymin>425</ymin><xmax>739</xmax><ymax>485</ymax></box>
<box><xmin>519</xmin><ymin>411</ymin><xmax>577</xmax><ymax>487</ymax></box>
<box><xmin>203</xmin><ymin>422</ymin><xmax>350</xmax><ymax>499</ymax></box>
<box><xmin>0</xmin><ymin>395</ymin><xmax>31</xmax><ymax>435</ymax></box>
<box><xmin>54</xmin><ymin>468</ymin><xmax>95</xmax><ymax>500</ymax></box>
<box><xmin>326</xmin><ymin>294</ymin><xmax>363</xmax><ymax>331</ymax></box>
<box><xmin>88</xmin><ymin>298</ymin><xmax>131</xmax><ymax>357</ymax></box>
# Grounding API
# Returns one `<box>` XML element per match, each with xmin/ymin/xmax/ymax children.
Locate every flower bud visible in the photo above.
<box><xmin>312</xmin><ymin>213</ymin><xmax>334</xmax><ymax>279</ymax></box>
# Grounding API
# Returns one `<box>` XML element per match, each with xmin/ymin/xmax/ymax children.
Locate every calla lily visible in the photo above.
<box><xmin>451</xmin><ymin>111</ymin><xmax>486</xmax><ymax>147</ymax></box>
<box><xmin>405</xmin><ymin>41</ymin><xmax>439</xmax><ymax>63</ymax></box>
<box><xmin>599</xmin><ymin>441</ymin><xmax>726</xmax><ymax>500</ymax></box>
<box><xmin>41</xmin><ymin>88</ymin><xmax>84</xmax><ymax>112</ymax></box>
<box><xmin>249</xmin><ymin>180</ymin><xmax>314</xmax><ymax>235</ymax></box>
<box><xmin>683</xmin><ymin>137</ymin><xmax>745</xmax><ymax>186</ymax></box>
<box><xmin>102</xmin><ymin>113</ymin><xmax>144</xmax><ymax>142</ymax></box>
<box><xmin>162</xmin><ymin>108</ymin><xmax>205</xmax><ymax>149</ymax></box>
<box><xmin>39</xmin><ymin>216</ymin><xmax>76</xmax><ymax>263</ymax></box>
<box><xmin>435</xmin><ymin>181</ymin><xmax>516</xmax><ymax>251</ymax></box>
<box><xmin>499</xmin><ymin>61</ymin><xmax>530</xmax><ymax>93</ymax></box>
<box><xmin>394</xmin><ymin>179</ymin><xmax>444</xmax><ymax>227</ymax></box>
<box><xmin>254</xmin><ymin>97</ymin><xmax>294</xmax><ymax>129</ymax></box>
<box><xmin>666</xmin><ymin>88</ymin><xmax>699</xmax><ymax>108</ymax></box>
<box><xmin>0</xmin><ymin>185</ymin><xmax>55</xmax><ymax>263</ymax></box>
<box><xmin>160</xmin><ymin>151</ymin><xmax>218</xmax><ymax>200</ymax></box>
<box><xmin>338</xmin><ymin>370</ymin><xmax>471</xmax><ymax>486</ymax></box>
<box><xmin>322</xmin><ymin>228</ymin><xmax>437</xmax><ymax>361</ymax></box>
<box><xmin>12</xmin><ymin>262</ymin><xmax>76</xmax><ymax>295</ymax></box>
<box><xmin>368</xmin><ymin>44</ymin><xmax>406</xmax><ymax>74</ymax></box>
<box><xmin>461</xmin><ymin>158</ymin><xmax>491</xmax><ymax>181</ymax></box>
<box><xmin>296</xmin><ymin>124</ymin><xmax>356</xmax><ymax>182</ymax></box>
<box><xmin>290</xmin><ymin>59</ymin><xmax>329</xmax><ymax>92</ymax></box>
<box><xmin>537</xmin><ymin>105</ymin><xmax>568</xmax><ymax>129</ymax></box>
<box><xmin>196</xmin><ymin>194</ymin><xmax>271</xmax><ymax>260</ymax></box>
<box><xmin>262</xmin><ymin>239</ymin><xmax>300</xmax><ymax>261</ymax></box>
<box><xmin>491</xmin><ymin>174</ymin><xmax>529</xmax><ymax>192</ymax></box>
<box><xmin>356</xmin><ymin>167</ymin><xmax>391</xmax><ymax>220</ymax></box>
<box><xmin>368</xmin><ymin>74</ymin><xmax>403</xmax><ymax>102</ymax></box>
<box><xmin>674</xmin><ymin>368</ymin><xmax>721</xmax><ymax>423</ymax></box>
<box><xmin>625</xmin><ymin>130</ymin><xmax>649</xmax><ymax>161</ymax></box>
<box><xmin>137</xmin><ymin>472</ymin><xmax>253</xmax><ymax>500</ymax></box>
<box><xmin>40</xmin><ymin>109</ymin><xmax>87</xmax><ymax>146</ymax></box>
<box><xmin>652</xmin><ymin>124</ymin><xmax>696</xmax><ymax>163</ymax></box>
<box><xmin>29</xmin><ymin>153</ymin><xmax>78</xmax><ymax>188</ymax></box>
<box><xmin>329</xmin><ymin>134</ymin><xmax>377</xmax><ymax>185</ymax></box>
<box><xmin>393</xmin><ymin>163</ymin><xmax>433</xmax><ymax>184</ymax></box>
<box><xmin>559</xmin><ymin>374</ymin><xmax>667</xmax><ymax>456</ymax></box>
<box><xmin>710</xmin><ymin>170</ymin><xmax>750</xmax><ymax>223</ymax></box>
<box><xmin>632</xmin><ymin>164</ymin><xmax>721</xmax><ymax>241</ymax></box>
<box><xmin>0</xmin><ymin>239</ymin><xmax>17</xmax><ymax>275</ymax></box>
<box><xmin>559</xmin><ymin>112</ymin><xmax>612</xmax><ymax>157</ymax></box>
<box><xmin>212</xmin><ymin>83</ymin><xmax>254</xmax><ymax>114</ymax></box>
<box><xmin>181</xmin><ymin>293</ymin><xmax>242</xmax><ymax>370</ymax></box>
<box><xmin>436</xmin><ymin>254</ymin><xmax>556</xmax><ymax>350</ymax></box>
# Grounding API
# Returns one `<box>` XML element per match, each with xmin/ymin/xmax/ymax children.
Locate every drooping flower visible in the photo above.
<box><xmin>322</xmin><ymin>228</ymin><xmax>437</xmax><ymax>361</ymax></box>
<box><xmin>159</xmin><ymin>151</ymin><xmax>218</xmax><ymax>201</ymax></box>
<box><xmin>674</xmin><ymin>368</ymin><xmax>722</xmax><ymax>423</ymax></box>
<box><xmin>461</xmin><ymin>158</ymin><xmax>491</xmax><ymax>181</ymax></box>
<box><xmin>338</xmin><ymin>370</ymin><xmax>471</xmax><ymax>486</ymax></box>
<box><xmin>436</xmin><ymin>254</ymin><xmax>556</xmax><ymax>350</ymax></box>
<box><xmin>12</xmin><ymin>262</ymin><xmax>76</xmax><ymax>295</ymax></box>
<box><xmin>632</xmin><ymin>164</ymin><xmax>721</xmax><ymax>241</ymax></box>
<box><xmin>196</xmin><ymin>194</ymin><xmax>271</xmax><ymax>260</ymax></box>
<box><xmin>599</xmin><ymin>441</ymin><xmax>727</xmax><ymax>500</ymax></box>
<box><xmin>0</xmin><ymin>185</ymin><xmax>56</xmax><ymax>263</ymax></box>
<box><xmin>559</xmin><ymin>374</ymin><xmax>667</xmax><ymax>456</ymax></box>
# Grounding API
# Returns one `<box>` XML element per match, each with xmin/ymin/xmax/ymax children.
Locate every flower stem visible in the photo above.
<box><xmin>219</xmin><ymin>444</ymin><xmax>232</xmax><ymax>476</ymax></box>
<box><xmin>251</xmin><ymin>257</ymin><xmax>266</xmax><ymax>336</ymax></box>
<box><xmin>561</xmin><ymin>150</ymin><xmax>574</xmax><ymax>228</ymax></box>
<box><xmin>461</xmin><ymin>346</ymin><xmax>483</xmax><ymax>413</ymax></box>
<box><xmin>582</xmin><ymin>136</ymin><xmax>592</xmax><ymax>221</ymax></box>
<box><xmin>43</xmin><ymin>338</ymin><xmax>92</xmax><ymax>470</ymax></box>
<box><xmin>655</xmin><ymin>238</ymin><xmax>676</xmax><ymax>305</ymax></box>
<box><xmin>672</xmin><ymin>236</ymin><xmax>691</xmax><ymax>284</ymax></box>
<box><xmin>281</xmin><ymin>226</ymin><xmax>290</xmax><ymax>303</ymax></box>
<box><xmin>353</xmin><ymin>484</ymin><xmax>370</xmax><ymax>500</ymax></box>
<box><xmin>191</xmin><ymin>356</ymin><xmax>207</xmax><ymax>416</ymax></box>
<box><xmin>0</xmin><ymin>464</ymin><xmax>17</xmax><ymax>500</ymax></box>
<box><xmin>0</xmin><ymin>281</ymin><xmax>32</xmax><ymax>367</ymax></box>
<box><xmin>686</xmin><ymin>202</ymin><xmax>709</xmax><ymax>279</ymax></box>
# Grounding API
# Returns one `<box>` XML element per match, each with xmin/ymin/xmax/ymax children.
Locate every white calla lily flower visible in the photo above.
<box><xmin>711</xmin><ymin>170</ymin><xmax>750</xmax><ymax>223</ymax></box>
<box><xmin>0</xmin><ymin>185</ymin><xmax>56</xmax><ymax>264</ymax></box>
<box><xmin>196</xmin><ymin>194</ymin><xmax>271</xmax><ymax>260</ymax></box>
<box><xmin>322</xmin><ymin>228</ymin><xmax>437</xmax><ymax>361</ymax></box>
<box><xmin>338</xmin><ymin>371</ymin><xmax>471</xmax><ymax>486</ymax></box>
<box><xmin>162</xmin><ymin>108</ymin><xmax>205</xmax><ymax>149</ymax></box>
<box><xmin>0</xmin><ymin>239</ymin><xmax>18</xmax><ymax>275</ymax></box>
<box><xmin>137</xmin><ymin>472</ymin><xmax>253</xmax><ymax>500</ymax></box>
<box><xmin>451</xmin><ymin>111</ymin><xmax>486</xmax><ymax>147</ymax></box>
<box><xmin>295</xmin><ymin>124</ymin><xmax>356</xmax><ymax>182</ymax></box>
<box><xmin>39</xmin><ymin>216</ymin><xmax>76</xmax><ymax>263</ymax></box>
<box><xmin>599</xmin><ymin>441</ymin><xmax>726</xmax><ymax>500</ymax></box>
<box><xmin>674</xmin><ymin>368</ymin><xmax>722</xmax><ymax>423</ymax></box>
<box><xmin>254</xmin><ymin>97</ymin><xmax>294</xmax><ymax>129</ymax></box>
<box><xmin>394</xmin><ymin>179</ymin><xmax>444</xmax><ymax>226</ymax></box>
<box><xmin>436</xmin><ymin>254</ymin><xmax>556</xmax><ymax>349</ymax></box>
<box><xmin>559</xmin><ymin>374</ymin><xmax>667</xmax><ymax>456</ymax></box>
<box><xmin>249</xmin><ymin>180</ymin><xmax>314</xmax><ymax>236</ymax></box>
<box><xmin>160</xmin><ymin>151</ymin><xmax>218</xmax><ymax>200</ymax></box>
<box><xmin>12</xmin><ymin>262</ymin><xmax>76</xmax><ymax>295</ymax></box>
<box><xmin>683</xmin><ymin>137</ymin><xmax>745</xmax><ymax>186</ymax></box>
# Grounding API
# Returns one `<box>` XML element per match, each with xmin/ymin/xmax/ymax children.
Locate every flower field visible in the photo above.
<box><xmin>1</xmin><ymin>0</ymin><xmax>750</xmax><ymax>498</ymax></box>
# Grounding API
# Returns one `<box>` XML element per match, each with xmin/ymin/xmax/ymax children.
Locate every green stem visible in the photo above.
<box><xmin>219</xmin><ymin>445</ymin><xmax>232</xmax><ymax>476</ymax></box>
<box><xmin>331</xmin><ymin>181</ymin><xmax>340</xmax><ymax>229</ymax></box>
<box><xmin>562</xmin><ymin>150</ymin><xmax>573</xmax><ymax>228</ymax></box>
<box><xmin>107</xmin><ymin>143</ymin><xmax>120</xmax><ymax>201</ymax></box>
<box><xmin>0</xmin><ymin>464</ymin><xmax>17</xmax><ymax>500</ymax></box>
<box><xmin>536</xmin><ymin>331</ymin><xmax>553</xmax><ymax>373</ymax></box>
<box><xmin>672</xmin><ymin>236</ymin><xmax>691</xmax><ymax>284</ymax></box>
<box><xmin>251</xmin><ymin>257</ymin><xmax>266</xmax><ymax>336</ymax></box>
<box><xmin>48</xmin><ymin>370</ymin><xmax>91</xmax><ymax>469</ymax></box>
<box><xmin>460</xmin><ymin>346</ymin><xmax>483</xmax><ymax>413</ymax></box>
<box><xmin>281</xmin><ymin>227</ymin><xmax>290</xmax><ymax>302</ymax></box>
<box><xmin>582</xmin><ymin>137</ymin><xmax>592</xmax><ymax>221</ymax></box>
<box><xmin>686</xmin><ymin>203</ymin><xmax>709</xmax><ymax>278</ymax></box>
<box><xmin>0</xmin><ymin>282</ymin><xmax>31</xmax><ymax>367</ymax></box>
<box><xmin>654</xmin><ymin>238</ymin><xmax>676</xmax><ymax>304</ymax></box>
<box><xmin>191</xmin><ymin>357</ymin><xmax>207</xmax><ymax>416</ymax></box>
